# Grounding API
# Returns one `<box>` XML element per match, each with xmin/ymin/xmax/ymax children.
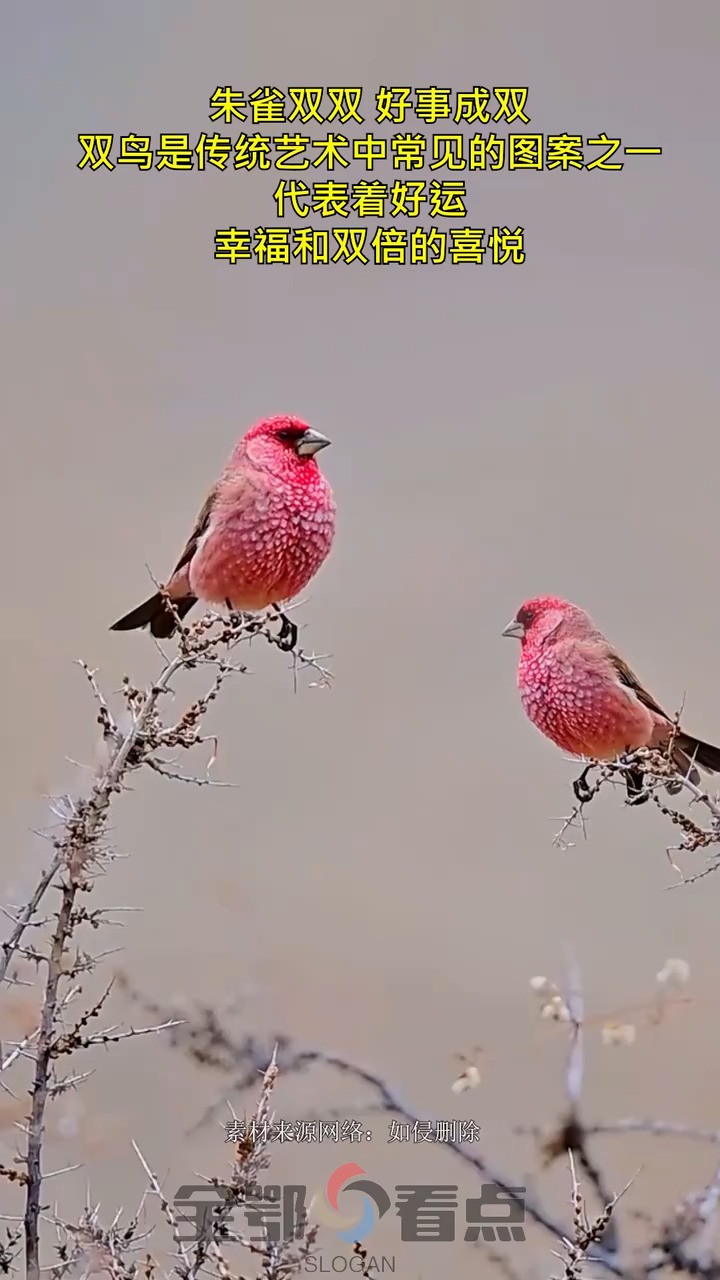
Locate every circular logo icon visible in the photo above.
<box><xmin>311</xmin><ymin>1163</ymin><xmax>391</xmax><ymax>1243</ymax></box>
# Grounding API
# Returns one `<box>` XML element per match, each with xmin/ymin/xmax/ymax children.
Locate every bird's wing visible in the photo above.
<box><xmin>167</xmin><ymin>467</ymin><xmax>262</xmax><ymax>584</ymax></box>
<box><xmin>608</xmin><ymin>649</ymin><xmax>670</xmax><ymax>722</ymax></box>
<box><xmin>168</xmin><ymin>486</ymin><xmax>218</xmax><ymax>581</ymax></box>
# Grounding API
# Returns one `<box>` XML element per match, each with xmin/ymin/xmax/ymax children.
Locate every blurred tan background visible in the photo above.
<box><xmin>2</xmin><ymin>1</ymin><xmax>720</xmax><ymax>1273</ymax></box>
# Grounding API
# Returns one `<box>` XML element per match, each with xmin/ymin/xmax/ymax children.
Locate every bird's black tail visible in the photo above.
<box><xmin>110</xmin><ymin>592</ymin><xmax>197</xmax><ymax>639</ymax></box>
<box><xmin>672</xmin><ymin>732</ymin><xmax>720</xmax><ymax>783</ymax></box>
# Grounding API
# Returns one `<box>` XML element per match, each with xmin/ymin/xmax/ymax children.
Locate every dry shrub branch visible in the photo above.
<box><xmin>0</xmin><ymin>608</ymin><xmax>329</xmax><ymax>1279</ymax></box>
<box><xmin>552</xmin><ymin>744</ymin><xmax>720</xmax><ymax>884</ymax></box>
<box><xmin>2</xmin><ymin>613</ymin><xmax>720</xmax><ymax>1278</ymax></box>
<box><xmin>124</xmin><ymin>945</ymin><xmax>720</xmax><ymax>1278</ymax></box>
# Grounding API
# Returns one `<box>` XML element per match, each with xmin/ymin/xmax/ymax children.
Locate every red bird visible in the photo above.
<box><xmin>502</xmin><ymin>595</ymin><xmax>720</xmax><ymax>802</ymax></box>
<box><xmin>111</xmin><ymin>415</ymin><xmax>335</xmax><ymax>643</ymax></box>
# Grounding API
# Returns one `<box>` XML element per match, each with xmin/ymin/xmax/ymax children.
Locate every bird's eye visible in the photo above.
<box><xmin>276</xmin><ymin>428</ymin><xmax>304</xmax><ymax>444</ymax></box>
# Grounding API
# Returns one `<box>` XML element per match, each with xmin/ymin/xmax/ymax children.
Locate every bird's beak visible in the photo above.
<box><xmin>297</xmin><ymin>429</ymin><xmax>331</xmax><ymax>457</ymax></box>
<box><xmin>501</xmin><ymin>619</ymin><xmax>525</xmax><ymax>639</ymax></box>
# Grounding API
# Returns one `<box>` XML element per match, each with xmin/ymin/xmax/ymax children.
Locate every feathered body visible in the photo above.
<box><xmin>503</xmin><ymin>596</ymin><xmax>720</xmax><ymax>785</ymax></box>
<box><xmin>189</xmin><ymin>430</ymin><xmax>335</xmax><ymax>609</ymax></box>
<box><xmin>111</xmin><ymin>415</ymin><xmax>335</xmax><ymax>638</ymax></box>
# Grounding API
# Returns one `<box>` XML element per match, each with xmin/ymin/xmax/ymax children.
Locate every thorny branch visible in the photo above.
<box><xmin>125</xmin><ymin>950</ymin><xmax>720</xmax><ymax>1280</ymax></box>
<box><xmin>44</xmin><ymin>1050</ymin><xmax>321</xmax><ymax>1280</ymax></box>
<box><xmin>552</xmin><ymin>1153</ymin><xmax>633</xmax><ymax>1280</ymax></box>
<box><xmin>0</xmin><ymin>607</ymin><xmax>330</xmax><ymax>1279</ymax></box>
<box><xmin>133</xmin><ymin>1048</ymin><xmax>320</xmax><ymax>1280</ymax></box>
<box><xmin>5</xmin><ymin>602</ymin><xmax>720</xmax><ymax>1279</ymax></box>
<box><xmin>125</xmin><ymin>987</ymin><xmax>628</xmax><ymax>1277</ymax></box>
<box><xmin>551</xmin><ymin>744</ymin><xmax>720</xmax><ymax>884</ymax></box>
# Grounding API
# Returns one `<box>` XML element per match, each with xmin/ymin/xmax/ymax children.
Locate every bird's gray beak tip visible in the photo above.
<box><xmin>298</xmin><ymin>429</ymin><xmax>331</xmax><ymax>456</ymax></box>
<box><xmin>501</xmin><ymin>620</ymin><xmax>524</xmax><ymax>639</ymax></box>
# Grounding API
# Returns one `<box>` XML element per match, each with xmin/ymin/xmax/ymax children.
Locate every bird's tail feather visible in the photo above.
<box><xmin>671</xmin><ymin>732</ymin><xmax>720</xmax><ymax>783</ymax></box>
<box><xmin>110</xmin><ymin>592</ymin><xmax>197</xmax><ymax>638</ymax></box>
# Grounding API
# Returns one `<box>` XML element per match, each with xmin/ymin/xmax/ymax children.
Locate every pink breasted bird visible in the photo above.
<box><xmin>502</xmin><ymin>595</ymin><xmax>720</xmax><ymax>802</ymax></box>
<box><xmin>110</xmin><ymin>415</ymin><xmax>335</xmax><ymax>644</ymax></box>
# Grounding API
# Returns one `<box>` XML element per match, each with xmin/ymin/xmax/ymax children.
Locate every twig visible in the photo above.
<box><xmin>8</xmin><ymin>606</ymin><xmax>329</xmax><ymax>1279</ymax></box>
<box><xmin>553</xmin><ymin>1152</ymin><xmax>634</xmax><ymax>1279</ymax></box>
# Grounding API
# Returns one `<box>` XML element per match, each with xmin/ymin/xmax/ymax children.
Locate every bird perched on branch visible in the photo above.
<box><xmin>502</xmin><ymin>595</ymin><xmax>720</xmax><ymax>803</ymax></box>
<box><xmin>110</xmin><ymin>415</ymin><xmax>335</xmax><ymax>646</ymax></box>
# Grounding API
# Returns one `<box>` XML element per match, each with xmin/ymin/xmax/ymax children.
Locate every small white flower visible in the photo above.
<box><xmin>540</xmin><ymin>996</ymin><xmax>570</xmax><ymax>1021</ymax></box>
<box><xmin>657</xmin><ymin>958</ymin><xmax>690</xmax><ymax>987</ymax></box>
<box><xmin>451</xmin><ymin>1065</ymin><xmax>482</xmax><ymax>1093</ymax></box>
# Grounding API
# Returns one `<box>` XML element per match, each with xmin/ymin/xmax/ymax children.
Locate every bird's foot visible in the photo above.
<box><xmin>224</xmin><ymin>602</ymin><xmax>263</xmax><ymax>637</ymax></box>
<box><xmin>225</xmin><ymin>600</ymin><xmax>244</xmax><ymax>628</ymax></box>
<box><xmin>271</xmin><ymin>604</ymin><xmax>298</xmax><ymax>652</ymax></box>
<box><xmin>573</xmin><ymin>766</ymin><xmax>595</xmax><ymax>805</ymax></box>
<box><xmin>625</xmin><ymin>789</ymin><xmax>650</xmax><ymax>807</ymax></box>
<box><xmin>623</xmin><ymin>764</ymin><xmax>650</xmax><ymax>806</ymax></box>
